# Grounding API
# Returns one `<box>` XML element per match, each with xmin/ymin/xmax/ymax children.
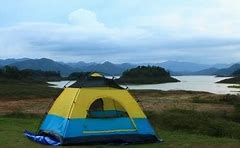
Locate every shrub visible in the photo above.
<box><xmin>219</xmin><ymin>94</ymin><xmax>240</xmax><ymax>105</ymax></box>
<box><xmin>147</xmin><ymin>109</ymin><xmax>240</xmax><ymax>139</ymax></box>
<box><xmin>192</xmin><ymin>97</ymin><xmax>219</xmax><ymax>104</ymax></box>
<box><xmin>2</xmin><ymin>111</ymin><xmax>41</xmax><ymax>118</ymax></box>
<box><xmin>234</xmin><ymin>103</ymin><xmax>240</xmax><ymax>113</ymax></box>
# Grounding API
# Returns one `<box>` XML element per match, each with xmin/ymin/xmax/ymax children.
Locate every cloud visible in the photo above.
<box><xmin>0</xmin><ymin>5</ymin><xmax>240</xmax><ymax>64</ymax></box>
<box><xmin>68</xmin><ymin>9</ymin><xmax>104</xmax><ymax>28</ymax></box>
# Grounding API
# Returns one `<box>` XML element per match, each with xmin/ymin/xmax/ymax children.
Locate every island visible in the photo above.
<box><xmin>217</xmin><ymin>69</ymin><xmax>240</xmax><ymax>84</ymax></box>
<box><xmin>217</xmin><ymin>76</ymin><xmax>240</xmax><ymax>84</ymax></box>
<box><xmin>116</xmin><ymin>66</ymin><xmax>180</xmax><ymax>84</ymax></box>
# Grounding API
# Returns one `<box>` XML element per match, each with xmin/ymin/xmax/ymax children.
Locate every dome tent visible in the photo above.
<box><xmin>24</xmin><ymin>72</ymin><xmax>161</xmax><ymax>145</ymax></box>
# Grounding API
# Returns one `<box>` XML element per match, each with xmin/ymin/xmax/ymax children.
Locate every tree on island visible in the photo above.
<box><xmin>117</xmin><ymin>66</ymin><xmax>180</xmax><ymax>84</ymax></box>
<box><xmin>217</xmin><ymin>69</ymin><xmax>240</xmax><ymax>84</ymax></box>
<box><xmin>232</xmin><ymin>69</ymin><xmax>240</xmax><ymax>77</ymax></box>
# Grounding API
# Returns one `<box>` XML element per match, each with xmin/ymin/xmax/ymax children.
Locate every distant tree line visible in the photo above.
<box><xmin>0</xmin><ymin>66</ymin><xmax>61</xmax><ymax>81</ymax></box>
<box><xmin>217</xmin><ymin>69</ymin><xmax>240</xmax><ymax>84</ymax></box>
<box><xmin>67</xmin><ymin>72</ymin><xmax>90</xmax><ymax>80</ymax></box>
<box><xmin>0</xmin><ymin>65</ymin><xmax>182</xmax><ymax>84</ymax></box>
<box><xmin>232</xmin><ymin>69</ymin><xmax>240</xmax><ymax>76</ymax></box>
<box><xmin>121</xmin><ymin>66</ymin><xmax>171</xmax><ymax>78</ymax></box>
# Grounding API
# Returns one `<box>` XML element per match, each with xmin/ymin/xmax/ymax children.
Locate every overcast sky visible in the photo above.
<box><xmin>0</xmin><ymin>0</ymin><xmax>240</xmax><ymax>64</ymax></box>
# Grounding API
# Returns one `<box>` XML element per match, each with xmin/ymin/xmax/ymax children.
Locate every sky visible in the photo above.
<box><xmin>0</xmin><ymin>0</ymin><xmax>240</xmax><ymax>64</ymax></box>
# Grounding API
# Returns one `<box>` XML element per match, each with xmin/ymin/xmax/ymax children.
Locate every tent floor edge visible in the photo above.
<box><xmin>62</xmin><ymin>134</ymin><xmax>161</xmax><ymax>145</ymax></box>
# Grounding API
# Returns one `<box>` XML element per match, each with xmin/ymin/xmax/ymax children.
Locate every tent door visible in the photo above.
<box><xmin>82</xmin><ymin>117</ymin><xmax>137</xmax><ymax>134</ymax></box>
<box><xmin>83</xmin><ymin>98</ymin><xmax>137</xmax><ymax>134</ymax></box>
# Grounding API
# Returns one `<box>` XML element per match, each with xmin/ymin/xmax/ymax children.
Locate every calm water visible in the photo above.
<box><xmin>48</xmin><ymin>76</ymin><xmax>240</xmax><ymax>94</ymax></box>
<box><xmin>48</xmin><ymin>81</ymin><xmax>76</xmax><ymax>88</ymax></box>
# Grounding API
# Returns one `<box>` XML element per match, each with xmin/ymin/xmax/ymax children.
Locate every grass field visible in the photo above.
<box><xmin>0</xmin><ymin>78</ymin><xmax>60</xmax><ymax>100</ymax></box>
<box><xmin>1</xmin><ymin>79</ymin><xmax>240</xmax><ymax>147</ymax></box>
<box><xmin>0</xmin><ymin>116</ymin><xmax>240</xmax><ymax>148</ymax></box>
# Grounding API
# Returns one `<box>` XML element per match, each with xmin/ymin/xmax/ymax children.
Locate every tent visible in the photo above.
<box><xmin>24</xmin><ymin>73</ymin><xmax>161</xmax><ymax>145</ymax></box>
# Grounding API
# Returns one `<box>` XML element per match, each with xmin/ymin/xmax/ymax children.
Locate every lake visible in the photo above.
<box><xmin>48</xmin><ymin>76</ymin><xmax>240</xmax><ymax>94</ymax></box>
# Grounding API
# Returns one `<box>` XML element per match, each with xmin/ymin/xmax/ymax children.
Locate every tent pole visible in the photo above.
<box><xmin>63</xmin><ymin>88</ymin><xmax>80</xmax><ymax>137</ymax></box>
<box><xmin>35</xmin><ymin>80</ymin><xmax>71</xmax><ymax>133</ymax></box>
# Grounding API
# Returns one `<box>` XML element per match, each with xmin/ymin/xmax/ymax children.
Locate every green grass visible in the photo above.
<box><xmin>0</xmin><ymin>79</ymin><xmax>60</xmax><ymax>100</ymax></box>
<box><xmin>0</xmin><ymin>116</ymin><xmax>41</xmax><ymax>148</ymax></box>
<box><xmin>191</xmin><ymin>94</ymin><xmax>240</xmax><ymax>106</ymax></box>
<box><xmin>219</xmin><ymin>94</ymin><xmax>240</xmax><ymax>105</ymax></box>
<box><xmin>148</xmin><ymin>109</ymin><xmax>240</xmax><ymax>139</ymax></box>
<box><xmin>0</xmin><ymin>115</ymin><xmax>240</xmax><ymax>148</ymax></box>
<box><xmin>191</xmin><ymin>97</ymin><xmax>219</xmax><ymax>104</ymax></box>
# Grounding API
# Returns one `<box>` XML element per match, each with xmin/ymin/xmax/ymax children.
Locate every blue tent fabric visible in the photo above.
<box><xmin>24</xmin><ymin>130</ymin><xmax>61</xmax><ymax>146</ymax></box>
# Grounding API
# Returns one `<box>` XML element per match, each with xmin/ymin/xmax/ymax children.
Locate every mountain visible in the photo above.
<box><xmin>0</xmin><ymin>58</ymin><xmax>30</xmax><ymax>67</ymax></box>
<box><xmin>215</xmin><ymin>63</ymin><xmax>240</xmax><ymax>76</ymax></box>
<box><xmin>67</xmin><ymin>61</ymin><xmax>97</xmax><ymax>69</ymax></box>
<box><xmin>1</xmin><ymin>58</ymin><xmax>136</xmax><ymax>76</ymax></box>
<box><xmin>1</xmin><ymin>58</ymin><xmax>238</xmax><ymax>76</ymax></box>
<box><xmin>10</xmin><ymin>58</ymin><xmax>78</xmax><ymax>76</ymax></box>
<box><xmin>232</xmin><ymin>69</ymin><xmax>240</xmax><ymax>76</ymax></box>
<box><xmin>212</xmin><ymin>63</ymin><xmax>231</xmax><ymax>69</ymax></box>
<box><xmin>190</xmin><ymin>63</ymin><xmax>240</xmax><ymax>76</ymax></box>
<box><xmin>192</xmin><ymin>68</ymin><xmax>219</xmax><ymax>75</ymax></box>
<box><xmin>66</xmin><ymin>61</ymin><xmax>136</xmax><ymax>75</ymax></box>
<box><xmin>80</xmin><ymin>61</ymin><xmax>136</xmax><ymax>75</ymax></box>
<box><xmin>216</xmin><ymin>64</ymin><xmax>240</xmax><ymax>83</ymax></box>
<box><xmin>117</xmin><ymin>63</ymin><xmax>135</xmax><ymax>70</ymax></box>
<box><xmin>155</xmin><ymin>61</ymin><xmax>211</xmax><ymax>72</ymax></box>
<box><xmin>153</xmin><ymin>61</ymin><xmax>232</xmax><ymax>75</ymax></box>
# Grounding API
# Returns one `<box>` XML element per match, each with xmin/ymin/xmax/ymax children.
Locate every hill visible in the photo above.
<box><xmin>83</xmin><ymin>61</ymin><xmax>135</xmax><ymax>75</ymax></box>
<box><xmin>192</xmin><ymin>68</ymin><xmax>219</xmax><ymax>75</ymax></box>
<box><xmin>0</xmin><ymin>58</ymin><xmax>135</xmax><ymax>76</ymax></box>
<box><xmin>1</xmin><ymin>58</ymin><xmax>237</xmax><ymax>76</ymax></box>
<box><xmin>117</xmin><ymin>66</ymin><xmax>180</xmax><ymax>84</ymax></box>
<box><xmin>68</xmin><ymin>61</ymin><xmax>136</xmax><ymax>75</ymax></box>
<box><xmin>232</xmin><ymin>69</ymin><xmax>240</xmax><ymax>76</ymax></box>
<box><xmin>67</xmin><ymin>61</ymin><xmax>97</xmax><ymax>69</ymax></box>
<box><xmin>10</xmin><ymin>58</ymin><xmax>78</xmax><ymax>76</ymax></box>
<box><xmin>215</xmin><ymin>64</ymin><xmax>240</xmax><ymax>76</ymax></box>
<box><xmin>151</xmin><ymin>61</ymin><xmax>229</xmax><ymax>75</ymax></box>
<box><xmin>0</xmin><ymin>58</ymin><xmax>30</xmax><ymax>67</ymax></box>
<box><xmin>190</xmin><ymin>63</ymin><xmax>240</xmax><ymax>76</ymax></box>
<box><xmin>156</xmin><ymin>61</ymin><xmax>211</xmax><ymax>72</ymax></box>
<box><xmin>0</xmin><ymin>66</ymin><xmax>62</xmax><ymax>81</ymax></box>
<box><xmin>216</xmin><ymin>65</ymin><xmax>240</xmax><ymax>84</ymax></box>
<box><xmin>67</xmin><ymin>72</ymin><xmax>89</xmax><ymax>80</ymax></box>
<box><xmin>217</xmin><ymin>76</ymin><xmax>240</xmax><ymax>84</ymax></box>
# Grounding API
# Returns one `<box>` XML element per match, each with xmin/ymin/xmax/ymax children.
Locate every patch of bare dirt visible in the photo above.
<box><xmin>0</xmin><ymin>90</ymin><xmax>236</xmax><ymax>115</ymax></box>
<box><xmin>141</xmin><ymin>101</ymin><xmax>234</xmax><ymax>113</ymax></box>
<box><xmin>135</xmin><ymin>91</ymin><xmax>235</xmax><ymax>113</ymax></box>
<box><xmin>0</xmin><ymin>98</ymin><xmax>52</xmax><ymax>115</ymax></box>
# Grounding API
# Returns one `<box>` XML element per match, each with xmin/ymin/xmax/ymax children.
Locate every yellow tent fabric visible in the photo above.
<box><xmin>49</xmin><ymin>87</ymin><xmax>146</xmax><ymax>118</ymax></box>
<box><xmin>90</xmin><ymin>72</ymin><xmax>103</xmax><ymax>77</ymax></box>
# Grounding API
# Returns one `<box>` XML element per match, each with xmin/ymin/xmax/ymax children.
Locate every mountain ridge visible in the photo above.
<box><xmin>9</xmin><ymin>58</ymin><xmax>78</xmax><ymax>76</ymax></box>
<box><xmin>0</xmin><ymin>58</ymin><xmax>239</xmax><ymax>76</ymax></box>
<box><xmin>215</xmin><ymin>63</ymin><xmax>240</xmax><ymax>76</ymax></box>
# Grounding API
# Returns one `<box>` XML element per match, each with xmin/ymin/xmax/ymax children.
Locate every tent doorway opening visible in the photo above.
<box><xmin>87</xmin><ymin>98</ymin><xmax>129</xmax><ymax>118</ymax></box>
<box><xmin>83</xmin><ymin>98</ymin><xmax>137</xmax><ymax>134</ymax></box>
